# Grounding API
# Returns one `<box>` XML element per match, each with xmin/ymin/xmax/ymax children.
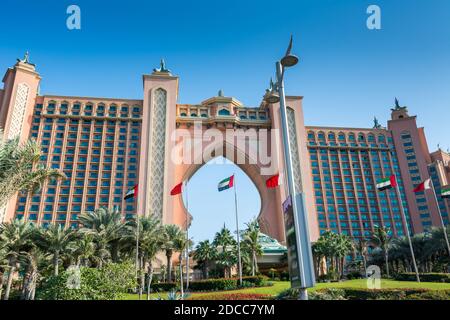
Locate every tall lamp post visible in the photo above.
<box><xmin>264</xmin><ymin>36</ymin><xmax>316</xmax><ymax>300</ymax></box>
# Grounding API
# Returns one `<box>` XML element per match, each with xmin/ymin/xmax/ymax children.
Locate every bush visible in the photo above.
<box><xmin>394</xmin><ymin>273</ymin><xmax>450</xmax><ymax>283</ymax></box>
<box><xmin>188</xmin><ymin>293</ymin><xmax>271</xmax><ymax>300</ymax></box>
<box><xmin>36</xmin><ymin>262</ymin><xmax>136</xmax><ymax>300</ymax></box>
<box><xmin>189</xmin><ymin>278</ymin><xmax>237</xmax><ymax>291</ymax></box>
<box><xmin>278</xmin><ymin>288</ymin><xmax>450</xmax><ymax>300</ymax></box>
<box><xmin>151</xmin><ymin>282</ymin><xmax>179</xmax><ymax>292</ymax></box>
<box><xmin>345</xmin><ymin>271</ymin><xmax>363</xmax><ymax>280</ymax></box>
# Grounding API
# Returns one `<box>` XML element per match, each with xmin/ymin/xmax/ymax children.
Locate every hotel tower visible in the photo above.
<box><xmin>0</xmin><ymin>54</ymin><xmax>448</xmax><ymax>242</ymax></box>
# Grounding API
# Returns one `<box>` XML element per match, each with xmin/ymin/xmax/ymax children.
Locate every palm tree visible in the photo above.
<box><xmin>161</xmin><ymin>224</ymin><xmax>185</xmax><ymax>283</ymax></box>
<box><xmin>354</xmin><ymin>238</ymin><xmax>368</xmax><ymax>275</ymax></box>
<box><xmin>0</xmin><ymin>137</ymin><xmax>65</xmax><ymax>208</ymax></box>
<box><xmin>79</xmin><ymin>207</ymin><xmax>127</xmax><ymax>264</ymax></box>
<box><xmin>0</xmin><ymin>219</ymin><xmax>35</xmax><ymax>300</ymax></box>
<box><xmin>242</xmin><ymin>220</ymin><xmax>262</xmax><ymax>276</ymax></box>
<box><xmin>35</xmin><ymin>224</ymin><xmax>74</xmax><ymax>276</ymax></box>
<box><xmin>370</xmin><ymin>226</ymin><xmax>392</xmax><ymax>277</ymax></box>
<box><xmin>213</xmin><ymin>225</ymin><xmax>236</xmax><ymax>278</ymax></box>
<box><xmin>127</xmin><ymin>216</ymin><xmax>163</xmax><ymax>300</ymax></box>
<box><xmin>70</xmin><ymin>235</ymin><xmax>96</xmax><ymax>267</ymax></box>
<box><xmin>20</xmin><ymin>247</ymin><xmax>47</xmax><ymax>300</ymax></box>
<box><xmin>193</xmin><ymin>240</ymin><xmax>216</xmax><ymax>279</ymax></box>
<box><xmin>0</xmin><ymin>245</ymin><xmax>9</xmax><ymax>299</ymax></box>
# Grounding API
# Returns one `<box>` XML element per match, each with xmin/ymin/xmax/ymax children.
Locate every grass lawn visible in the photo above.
<box><xmin>122</xmin><ymin>279</ymin><xmax>450</xmax><ymax>300</ymax></box>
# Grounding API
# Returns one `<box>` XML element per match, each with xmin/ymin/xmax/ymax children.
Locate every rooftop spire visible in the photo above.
<box><xmin>373</xmin><ymin>116</ymin><xmax>382</xmax><ymax>129</ymax></box>
<box><xmin>152</xmin><ymin>58</ymin><xmax>171</xmax><ymax>74</ymax></box>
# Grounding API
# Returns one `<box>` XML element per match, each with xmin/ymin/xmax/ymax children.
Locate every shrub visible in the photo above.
<box><xmin>188</xmin><ymin>293</ymin><xmax>271</xmax><ymax>300</ymax></box>
<box><xmin>394</xmin><ymin>273</ymin><xmax>450</xmax><ymax>283</ymax></box>
<box><xmin>36</xmin><ymin>262</ymin><xmax>136</xmax><ymax>300</ymax></box>
<box><xmin>280</xmin><ymin>288</ymin><xmax>450</xmax><ymax>300</ymax></box>
<box><xmin>151</xmin><ymin>282</ymin><xmax>179</xmax><ymax>292</ymax></box>
<box><xmin>186</xmin><ymin>276</ymin><xmax>267</xmax><ymax>292</ymax></box>
<box><xmin>189</xmin><ymin>278</ymin><xmax>237</xmax><ymax>291</ymax></box>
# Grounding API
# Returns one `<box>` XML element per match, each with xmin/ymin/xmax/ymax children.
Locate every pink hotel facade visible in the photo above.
<box><xmin>0</xmin><ymin>55</ymin><xmax>449</xmax><ymax>242</ymax></box>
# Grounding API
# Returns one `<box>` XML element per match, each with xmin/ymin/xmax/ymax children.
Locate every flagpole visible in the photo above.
<box><xmin>233</xmin><ymin>174</ymin><xmax>243</xmax><ymax>286</ymax></box>
<box><xmin>394</xmin><ymin>181</ymin><xmax>420</xmax><ymax>282</ymax></box>
<box><xmin>429</xmin><ymin>178</ymin><xmax>450</xmax><ymax>256</ymax></box>
<box><xmin>185</xmin><ymin>180</ymin><xmax>190</xmax><ymax>290</ymax></box>
<box><xmin>135</xmin><ymin>200</ymin><xmax>141</xmax><ymax>299</ymax></box>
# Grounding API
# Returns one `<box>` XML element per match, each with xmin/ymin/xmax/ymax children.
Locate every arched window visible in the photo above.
<box><xmin>218</xmin><ymin>108</ymin><xmax>230</xmax><ymax>116</ymax></box>
<box><xmin>317</xmin><ymin>131</ymin><xmax>325</xmax><ymax>141</ymax></box>
<box><xmin>328</xmin><ymin>132</ymin><xmax>336</xmax><ymax>141</ymax></box>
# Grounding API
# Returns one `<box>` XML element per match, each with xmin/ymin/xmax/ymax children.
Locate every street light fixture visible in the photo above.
<box><xmin>264</xmin><ymin>36</ymin><xmax>316</xmax><ymax>301</ymax></box>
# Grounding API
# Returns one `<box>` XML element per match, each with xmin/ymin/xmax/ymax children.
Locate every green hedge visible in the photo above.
<box><xmin>151</xmin><ymin>276</ymin><xmax>267</xmax><ymax>293</ymax></box>
<box><xmin>36</xmin><ymin>262</ymin><xmax>136</xmax><ymax>300</ymax></box>
<box><xmin>394</xmin><ymin>273</ymin><xmax>450</xmax><ymax>283</ymax></box>
<box><xmin>278</xmin><ymin>288</ymin><xmax>450</xmax><ymax>300</ymax></box>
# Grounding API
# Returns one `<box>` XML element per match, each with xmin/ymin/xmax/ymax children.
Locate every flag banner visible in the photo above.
<box><xmin>376</xmin><ymin>175</ymin><xmax>397</xmax><ymax>191</ymax></box>
<box><xmin>218</xmin><ymin>175</ymin><xmax>234</xmax><ymax>192</ymax></box>
<box><xmin>266</xmin><ymin>173</ymin><xmax>282</xmax><ymax>188</ymax></box>
<box><xmin>413</xmin><ymin>178</ymin><xmax>431</xmax><ymax>193</ymax></box>
<box><xmin>441</xmin><ymin>187</ymin><xmax>450</xmax><ymax>198</ymax></box>
<box><xmin>170</xmin><ymin>181</ymin><xmax>185</xmax><ymax>196</ymax></box>
<box><xmin>124</xmin><ymin>184</ymin><xmax>138</xmax><ymax>200</ymax></box>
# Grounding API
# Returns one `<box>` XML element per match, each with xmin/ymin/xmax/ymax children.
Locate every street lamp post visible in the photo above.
<box><xmin>265</xmin><ymin>36</ymin><xmax>316</xmax><ymax>300</ymax></box>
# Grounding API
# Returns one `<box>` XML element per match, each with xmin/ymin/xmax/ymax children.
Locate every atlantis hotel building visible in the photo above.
<box><xmin>0</xmin><ymin>54</ymin><xmax>448</xmax><ymax>242</ymax></box>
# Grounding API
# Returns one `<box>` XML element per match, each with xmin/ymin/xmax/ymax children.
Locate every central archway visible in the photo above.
<box><xmin>184</xmin><ymin>156</ymin><xmax>261</xmax><ymax>244</ymax></box>
<box><xmin>138</xmin><ymin>71</ymin><xmax>320</xmax><ymax>243</ymax></box>
<box><xmin>171</xmin><ymin>139</ymin><xmax>286</xmax><ymax>242</ymax></box>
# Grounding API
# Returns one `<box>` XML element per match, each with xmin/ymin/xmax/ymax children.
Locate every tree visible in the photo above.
<box><xmin>20</xmin><ymin>247</ymin><xmax>47</xmax><ymax>300</ymax></box>
<box><xmin>161</xmin><ymin>224</ymin><xmax>185</xmax><ymax>283</ymax></box>
<box><xmin>354</xmin><ymin>238</ymin><xmax>368</xmax><ymax>275</ymax></box>
<box><xmin>370</xmin><ymin>226</ymin><xmax>392</xmax><ymax>277</ymax></box>
<box><xmin>0</xmin><ymin>219</ymin><xmax>35</xmax><ymax>300</ymax></box>
<box><xmin>213</xmin><ymin>226</ymin><xmax>236</xmax><ymax>278</ymax></box>
<box><xmin>0</xmin><ymin>137</ymin><xmax>65</xmax><ymax>209</ymax></box>
<box><xmin>127</xmin><ymin>216</ymin><xmax>163</xmax><ymax>300</ymax></box>
<box><xmin>35</xmin><ymin>224</ymin><xmax>74</xmax><ymax>276</ymax></box>
<box><xmin>78</xmin><ymin>207</ymin><xmax>127</xmax><ymax>265</ymax></box>
<box><xmin>193</xmin><ymin>240</ymin><xmax>216</xmax><ymax>279</ymax></box>
<box><xmin>70</xmin><ymin>235</ymin><xmax>96</xmax><ymax>267</ymax></box>
<box><xmin>242</xmin><ymin>220</ymin><xmax>262</xmax><ymax>276</ymax></box>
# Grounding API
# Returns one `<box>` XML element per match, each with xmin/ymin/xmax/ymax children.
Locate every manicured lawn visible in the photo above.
<box><xmin>122</xmin><ymin>279</ymin><xmax>450</xmax><ymax>300</ymax></box>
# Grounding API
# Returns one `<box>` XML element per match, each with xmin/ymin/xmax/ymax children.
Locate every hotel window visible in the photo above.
<box><xmin>218</xmin><ymin>109</ymin><xmax>230</xmax><ymax>116</ymax></box>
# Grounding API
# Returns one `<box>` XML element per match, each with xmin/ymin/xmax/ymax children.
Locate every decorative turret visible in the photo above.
<box><xmin>152</xmin><ymin>59</ymin><xmax>171</xmax><ymax>75</ymax></box>
<box><xmin>390</xmin><ymin>98</ymin><xmax>410</xmax><ymax>120</ymax></box>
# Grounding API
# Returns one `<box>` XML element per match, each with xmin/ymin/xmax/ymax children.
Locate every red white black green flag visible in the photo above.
<box><xmin>124</xmin><ymin>184</ymin><xmax>138</xmax><ymax>200</ymax></box>
<box><xmin>376</xmin><ymin>175</ymin><xmax>397</xmax><ymax>191</ymax></box>
<box><xmin>441</xmin><ymin>187</ymin><xmax>450</xmax><ymax>198</ymax></box>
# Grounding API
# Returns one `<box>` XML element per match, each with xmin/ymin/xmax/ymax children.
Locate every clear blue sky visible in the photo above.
<box><xmin>1</xmin><ymin>0</ymin><xmax>449</xmax><ymax>243</ymax></box>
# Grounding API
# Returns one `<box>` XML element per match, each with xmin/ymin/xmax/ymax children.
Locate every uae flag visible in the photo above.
<box><xmin>218</xmin><ymin>175</ymin><xmax>234</xmax><ymax>192</ymax></box>
<box><xmin>124</xmin><ymin>184</ymin><xmax>138</xmax><ymax>200</ymax></box>
<box><xmin>266</xmin><ymin>173</ymin><xmax>282</xmax><ymax>188</ymax></box>
<box><xmin>170</xmin><ymin>181</ymin><xmax>186</xmax><ymax>196</ymax></box>
<box><xmin>376</xmin><ymin>175</ymin><xmax>397</xmax><ymax>191</ymax></box>
<box><xmin>413</xmin><ymin>178</ymin><xmax>431</xmax><ymax>193</ymax></box>
<box><xmin>441</xmin><ymin>187</ymin><xmax>450</xmax><ymax>198</ymax></box>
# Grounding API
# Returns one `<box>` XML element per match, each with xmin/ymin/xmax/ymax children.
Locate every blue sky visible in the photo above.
<box><xmin>1</xmin><ymin>0</ymin><xmax>449</xmax><ymax>242</ymax></box>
